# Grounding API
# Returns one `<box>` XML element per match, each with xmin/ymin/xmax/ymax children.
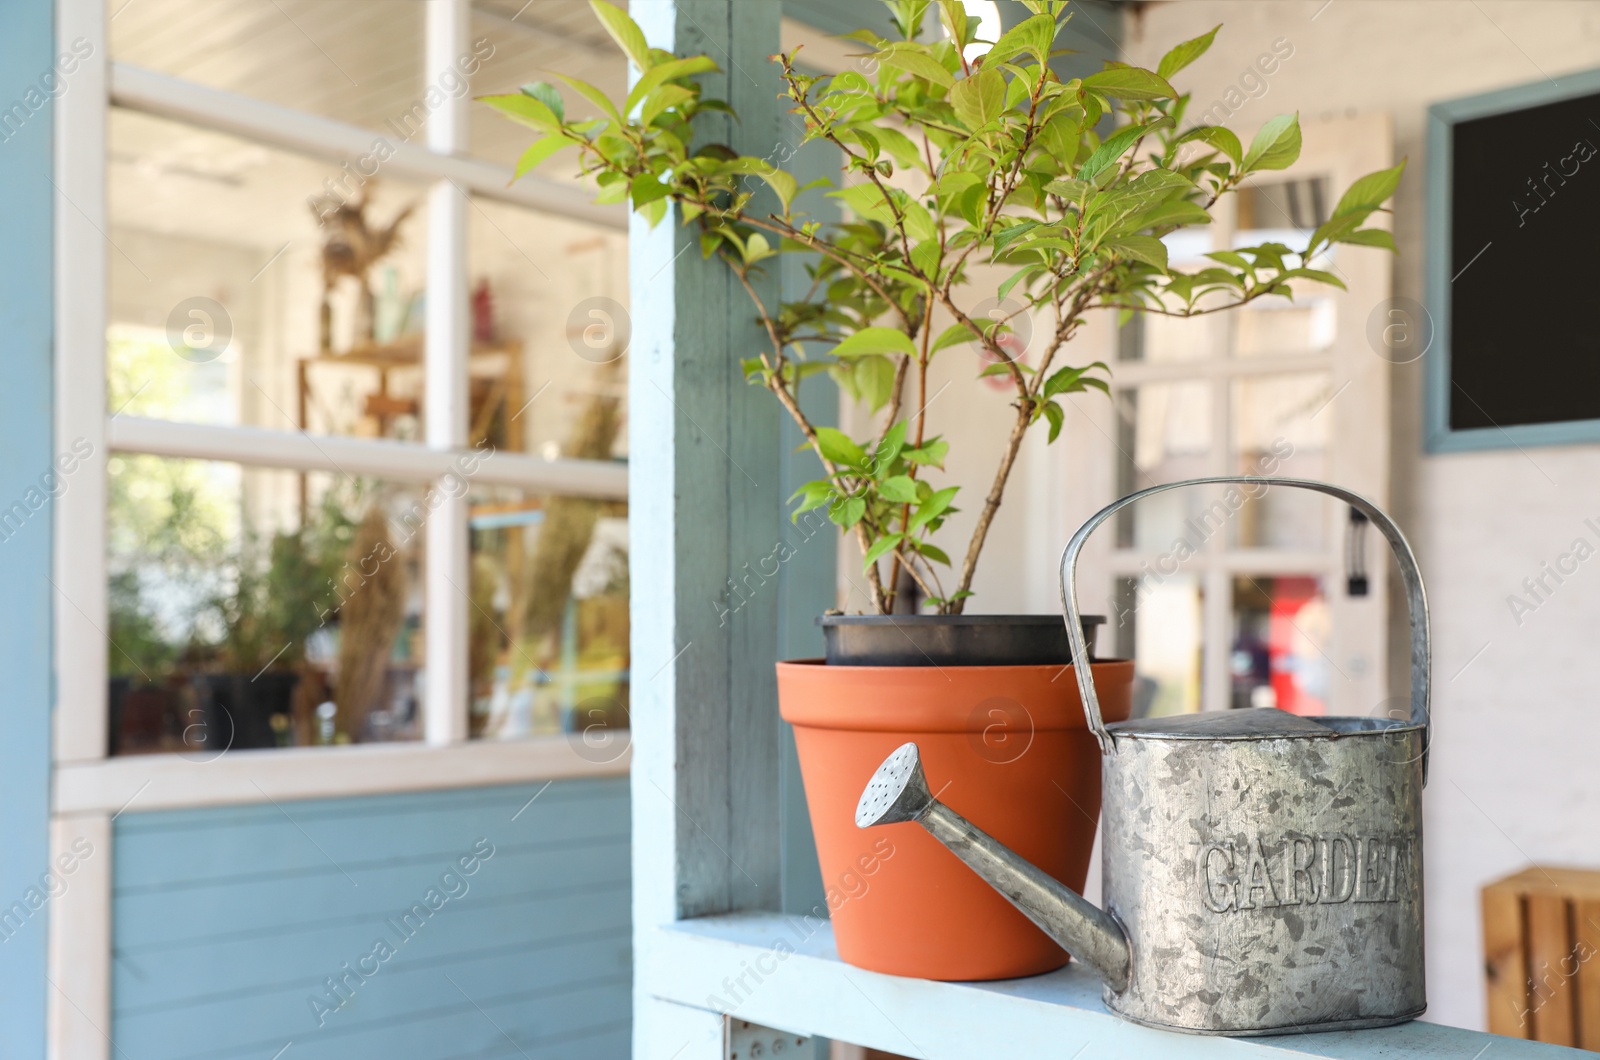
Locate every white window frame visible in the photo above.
<box><xmin>49</xmin><ymin>2</ymin><xmax>630</xmax><ymax>1052</ymax></box>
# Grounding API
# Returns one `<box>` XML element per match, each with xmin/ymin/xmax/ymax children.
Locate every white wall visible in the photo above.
<box><xmin>1118</xmin><ymin>0</ymin><xmax>1600</xmax><ymax>1031</ymax></box>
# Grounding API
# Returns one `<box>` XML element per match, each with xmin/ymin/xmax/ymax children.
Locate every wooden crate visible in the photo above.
<box><xmin>1483</xmin><ymin>866</ymin><xmax>1600</xmax><ymax>1048</ymax></box>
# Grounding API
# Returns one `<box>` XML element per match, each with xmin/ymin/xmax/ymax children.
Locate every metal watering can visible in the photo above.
<box><xmin>856</xmin><ymin>477</ymin><xmax>1429</xmax><ymax>1036</ymax></box>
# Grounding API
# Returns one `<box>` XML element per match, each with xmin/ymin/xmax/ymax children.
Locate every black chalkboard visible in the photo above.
<box><xmin>1448</xmin><ymin>89</ymin><xmax>1600</xmax><ymax>431</ymax></box>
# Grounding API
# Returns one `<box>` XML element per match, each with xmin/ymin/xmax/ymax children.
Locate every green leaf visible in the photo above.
<box><xmin>1332</xmin><ymin>160</ymin><xmax>1406</xmax><ymax>218</ymax></box>
<box><xmin>873</xmin><ymin>125</ymin><xmax>925</xmax><ymax>169</ymax></box>
<box><xmin>1078</xmin><ymin>120</ymin><xmax>1158</xmax><ymax>181</ymax></box>
<box><xmin>548</xmin><ymin>72</ymin><xmax>622</xmax><ymax>126</ymax></box>
<box><xmin>855</xmin><ymin>353</ymin><xmax>896</xmax><ymax>411</ymax></box>
<box><xmin>875</xmin><ymin>421</ymin><xmax>909</xmax><ymax>468</ymax></box>
<box><xmin>929</xmin><ymin>322</ymin><xmax>975</xmax><ymax>355</ymax></box>
<box><xmin>832</xmin><ymin>326</ymin><xmax>916</xmax><ymax>359</ymax></box>
<box><xmin>512</xmin><ymin>136</ymin><xmax>574</xmax><ymax>181</ymax></box>
<box><xmin>725</xmin><ymin>158</ymin><xmax>800</xmax><ymax>211</ymax></box>
<box><xmin>908</xmin><ymin>486</ymin><xmax>959</xmax><ymax>534</ymax></box>
<box><xmin>1157</xmin><ymin>24</ymin><xmax>1220</xmax><ymax>79</ymax></box>
<box><xmin>863</xmin><ymin>533</ymin><xmax>905</xmax><ymax>567</ymax></box>
<box><xmin>744</xmin><ymin>232</ymin><xmax>777</xmax><ymax>263</ymax></box>
<box><xmin>1082</xmin><ymin>66</ymin><xmax>1176</xmax><ymax>101</ymax></box>
<box><xmin>1043</xmin><ymin>361</ymin><xmax>1109</xmax><ymax>398</ymax></box>
<box><xmin>640</xmin><ymin>83</ymin><xmax>695</xmax><ymax>125</ymax></box>
<box><xmin>629</xmin><ymin>172</ymin><xmax>672</xmax><ymax>208</ymax></box>
<box><xmin>1106</xmin><ymin>235</ymin><xmax>1169</xmax><ymax>271</ymax></box>
<box><xmin>1088</xmin><ymin>66</ymin><xmax>1177</xmax><ymax>100</ymax></box>
<box><xmin>482</xmin><ymin>92</ymin><xmax>561</xmax><ymax>132</ymax></box>
<box><xmin>789</xmin><ymin>479</ymin><xmax>835</xmax><ymax>517</ymax></box>
<box><xmin>878</xmin><ymin>45</ymin><xmax>955</xmax><ymax>89</ymax></box>
<box><xmin>978</xmin><ymin>361</ymin><xmax>1018</xmax><ymax>378</ymax></box>
<box><xmin>1284</xmin><ymin>267</ymin><xmax>1346</xmax><ymax>290</ymax></box>
<box><xmin>590</xmin><ymin>0</ymin><xmax>652</xmax><ymax>71</ymax></box>
<box><xmin>905</xmin><ymin>437</ymin><xmax>948</xmax><ymax>467</ymax></box>
<box><xmin>1339</xmin><ymin>227</ymin><xmax>1397</xmax><ymax>251</ymax></box>
<box><xmin>879</xmin><ymin>475</ymin><xmax>920</xmax><ymax>503</ymax></box>
<box><xmin>986</xmin><ymin>13</ymin><xmax>1056</xmax><ymax>68</ymax></box>
<box><xmin>1176</xmin><ymin>125</ymin><xmax>1242</xmax><ymax>164</ymax></box>
<box><xmin>1243</xmin><ymin>113</ymin><xmax>1302</xmax><ymax>172</ymax></box>
<box><xmin>831</xmin><ymin>495</ymin><xmax>867</xmax><ymax>529</ymax></box>
<box><xmin>624</xmin><ymin>55</ymin><xmax>718</xmax><ymax>116</ymax></box>
<box><xmin>951</xmin><ymin>67</ymin><xmax>1007</xmax><ymax>129</ymax></box>
<box><xmin>521</xmin><ymin>81</ymin><xmax>565</xmax><ymax>123</ymax></box>
<box><xmin>830</xmin><ymin>183</ymin><xmax>898</xmax><ymax>225</ymax></box>
<box><xmin>815</xmin><ymin>427</ymin><xmax>866</xmax><ymax>469</ymax></box>
<box><xmin>1134</xmin><ymin>200</ymin><xmax>1212</xmax><ymax>229</ymax></box>
<box><xmin>909</xmin><ymin>541</ymin><xmax>951</xmax><ymax>566</ymax></box>
<box><xmin>1041</xmin><ymin>400</ymin><xmax>1065</xmax><ymax>442</ymax></box>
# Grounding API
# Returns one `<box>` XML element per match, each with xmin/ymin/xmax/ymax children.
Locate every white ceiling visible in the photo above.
<box><xmin>109</xmin><ymin>0</ymin><xmax>630</xmax><ymax>169</ymax></box>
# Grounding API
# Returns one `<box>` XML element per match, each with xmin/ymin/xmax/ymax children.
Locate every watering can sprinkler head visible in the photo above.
<box><xmin>855</xmin><ymin>742</ymin><xmax>934</xmax><ymax>828</ymax></box>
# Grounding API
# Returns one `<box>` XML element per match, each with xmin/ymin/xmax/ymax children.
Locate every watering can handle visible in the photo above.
<box><xmin>1059</xmin><ymin>476</ymin><xmax>1431</xmax><ymax>774</ymax></box>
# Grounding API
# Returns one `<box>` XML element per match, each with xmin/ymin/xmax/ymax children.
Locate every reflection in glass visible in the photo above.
<box><xmin>1231</xmin><ymin>575</ymin><xmax>1329</xmax><ymax>715</ymax></box>
<box><xmin>1114</xmin><ymin>573</ymin><xmax>1202</xmax><ymax>718</ymax></box>
<box><xmin>469</xmin><ymin>485</ymin><xmax>629</xmax><ymax>744</ymax></box>
<box><xmin>108</xmin><ymin>108</ymin><xmax>430</xmax><ymax>438</ymax></box>
<box><xmin>467</xmin><ymin>198</ymin><xmax>629</xmax><ymax>461</ymax></box>
<box><xmin>110</xmin><ymin>0</ymin><xmax>426</xmax><ymax>136</ymax></box>
<box><xmin>1233</xmin><ymin>298</ymin><xmax>1336</xmax><ymax>358</ymax></box>
<box><xmin>106</xmin><ymin>457</ymin><xmax>427</xmax><ymax>755</ymax></box>
<box><xmin>1230</xmin><ymin>372</ymin><xmax>1332</xmax><ymax>549</ymax></box>
<box><xmin>1114</xmin><ymin>381</ymin><xmax>1212</xmax><ymax>549</ymax></box>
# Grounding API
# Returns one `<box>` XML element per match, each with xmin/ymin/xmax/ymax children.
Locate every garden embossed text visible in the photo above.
<box><xmin>1199</xmin><ymin>833</ymin><xmax>1413</xmax><ymax>912</ymax></box>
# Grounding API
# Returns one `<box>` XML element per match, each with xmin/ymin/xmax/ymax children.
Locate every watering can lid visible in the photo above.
<box><xmin>1107</xmin><ymin>707</ymin><xmax>1337</xmax><ymax>741</ymax></box>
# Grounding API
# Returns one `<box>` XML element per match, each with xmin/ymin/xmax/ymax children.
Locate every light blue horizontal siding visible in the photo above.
<box><xmin>112</xmin><ymin>778</ymin><xmax>631</xmax><ymax>1060</ymax></box>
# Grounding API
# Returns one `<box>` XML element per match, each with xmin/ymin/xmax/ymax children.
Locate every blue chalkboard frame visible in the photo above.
<box><xmin>1426</xmin><ymin>67</ymin><xmax>1600</xmax><ymax>452</ymax></box>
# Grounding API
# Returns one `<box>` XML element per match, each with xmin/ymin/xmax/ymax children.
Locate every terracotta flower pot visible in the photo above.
<box><xmin>778</xmin><ymin>657</ymin><xmax>1133</xmax><ymax>981</ymax></box>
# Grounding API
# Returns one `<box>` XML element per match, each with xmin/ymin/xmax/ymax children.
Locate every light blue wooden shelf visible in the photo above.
<box><xmin>645</xmin><ymin>913</ymin><xmax>1589</xmax><ymax>1059</ymax></box>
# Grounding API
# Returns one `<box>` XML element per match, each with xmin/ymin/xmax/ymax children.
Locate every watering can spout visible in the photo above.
<box><xmin>856</xmin><ymin>743</ymin><xmax>1131</xmax><ymax>993</ymax></box>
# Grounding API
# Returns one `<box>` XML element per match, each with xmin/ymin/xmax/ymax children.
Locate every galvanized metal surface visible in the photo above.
<box><xmin>857</xmin><ymin>478</ymin><xmax>1433</xmax><ymax>1037</ymax></box>
<box><xmin>1098</xmin><ymin>718</ymin><xmax>1426</xmax><ymax>1034</ymax></box>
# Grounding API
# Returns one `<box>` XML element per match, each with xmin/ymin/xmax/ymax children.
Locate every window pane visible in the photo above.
<box><xmin>1233</xmin><ymin>298</ymin><xmax>1336</xmax><ymax>358</ymax></box>
<box><xmin>107</xmin><ymin>457</ymin><xmax>428</xmax><ymax>756</ymax></box>
<box><xmin>110</xmin><ymin>0</ymin><xmax>425</xmax><ymax>136</ymax></box>
<box><xmin>1114</xmin><ymin>573</ymin><xmax>1202</xmax><ymax>718</ymax></box>
<box><xmin>468</xmin><ymin>196</ymin><xmax>629</xmax><ymax>460</ymax></box>
<box><xmin>468</xmin><ymin>2</ymin><xmax>629</xmax><ymax>173</ymax></box>
<box><xmin>1137</xmin><ymin>310</ymin><xmax>1219</xmax><ymax>364</ymax></box>
<box><xmin>1230</xmin><ymin>574</ymin><xmax>1329</xmax><ymax>715</ymax></box>
<box><xmin>1229</xmin><ymin>372</ymin><xmax>1332</xmax><ymax>549</ymax></box>
<box><xmin>108</xmin><ymin>108</ymin><xmax>434</xmax><ymax>439</ymax></box>
<box><xmin>468</xmin><ymin>485</ymin><xmax>629</xmax><ymax>747</ymax></box>
<box><xmin>1114</xmin><ymin>381</ymin><xmax>1212</xmax><ymax>549</ymax></box>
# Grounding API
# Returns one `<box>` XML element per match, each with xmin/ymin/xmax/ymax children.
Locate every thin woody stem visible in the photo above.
<box><xmin>731</xmin><ymin>264</ymin><xmax>889</xmax><ymax>612</ymax></box>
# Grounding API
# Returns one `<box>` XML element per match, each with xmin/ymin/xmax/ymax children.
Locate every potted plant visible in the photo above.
<box><xmin>486</xmin><ymin>0</ymin><xmax>1401</xmax><ymax>979</ymax></box>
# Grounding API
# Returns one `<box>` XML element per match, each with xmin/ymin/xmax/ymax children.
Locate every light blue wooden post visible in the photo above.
<box><xmin>628</xmin><ymin>1</ymin><xmax>792</xmax><ymax>1054</ymax></box>
<box><xmin>0</xmin><ymin>0</ymin><xmax>55</xmax><ymax>1055</ymax></box>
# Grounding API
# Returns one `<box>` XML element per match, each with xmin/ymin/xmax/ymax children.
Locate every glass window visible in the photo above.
<box><xmin>1233</xmin><ymin>298</ymin><xmax>1336</xmax><ymax>358</ymax></box>
<box><xmin>108</xmin><ymin>108</ymin><xmax>431</xmax><ymax>438</ymax></box>
<box><xmin>107</xmin><ymin>457</ymin><xmax>428</xmax><ymax>755</ymax></box>
<box><xmin>1114</xmin><ymin>573</ymin><xmax>1203</xmax><ymax>718</ymax></box>
<box><xmin>1114</xmin><ymin>381</ymin><xmax>1213</xmax><ymax>549</ymax></box>
<box><xmin>109</xmin><ymin>0</ymin><xmax>426</xmax><ymax>136</ymax></box>
<box><xmin>467</xmin><ymin>197</ymin><xmax>629</xmax><ymax>460</ymax></box>
<box><xmin>1230</xmin><ymin>575</ymin><xmax>1330</xmax><ymax>715</ymax></box>
<box><xmin>1230</xmin><ymin>372</ymin><xmax>1332</xmax><ymax>549</ymax></box>
<box><xmin>98</xmin><ymin>0</ymin><xmax>630</xmax><ymax>761</ymax></box>
<box><xmin>468</xmin><ymin>484</ymin><xmax>628</xmax><ymax>746</ymax></box>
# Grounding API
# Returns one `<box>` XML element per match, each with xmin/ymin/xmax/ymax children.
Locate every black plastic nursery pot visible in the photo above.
<box><xmin>817</xmin><ymin>613</ymin><xmax>1105</xmax><ymax>667</ymax></box>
